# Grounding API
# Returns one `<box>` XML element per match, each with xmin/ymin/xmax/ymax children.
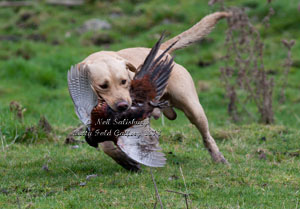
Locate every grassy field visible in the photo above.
<box><xmin>0</xmin><ymin>0</ymin><xmax>300</xmax><ymax>208</ymax></box>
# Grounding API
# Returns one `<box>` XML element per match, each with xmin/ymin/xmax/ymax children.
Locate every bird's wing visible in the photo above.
<box><xmin>99</xmin><ymin>141</ymin><xmax>141</xmax><ymax>172</ymax></box>
<box><xmin>67</xmin><ymin>64</ymin><xmax>98</xmax><ymax>127</ymax></box>
<box><xmin>133</xmin><ymin>35</ymin><xmax>176</xmax><ymax>101</ymax></box>
<box><xmin>117</xmin><ymin>119</ymin><xmax>166</xmax><ymax>167</ymax></box>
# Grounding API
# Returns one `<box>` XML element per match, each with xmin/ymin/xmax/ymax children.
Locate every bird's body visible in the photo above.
<box><xmin>87</xmin><ymin>101</ymin><xmax>153</xmax><ymax>146</ymax></box>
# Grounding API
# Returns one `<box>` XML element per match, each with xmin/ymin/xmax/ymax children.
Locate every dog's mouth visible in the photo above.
<box><xmin>95</xmin><ymin>91</ymin><xmax>131</xmax><ymax>112</ymax></box>
<box><xmin>96</xmin><ymin>94</ymin><xmax>117</xmax><ymax>111</ymax></box>
<box><xmin>97</xmin><ymin>94</ymin><xmax>105</xmax><ymax>105</ymax></box>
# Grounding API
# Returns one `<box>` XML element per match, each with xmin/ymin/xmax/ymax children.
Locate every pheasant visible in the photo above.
<box><xmin>68</xmin><ymin>35</ymin><xmax>175</xmax><ymax>168</ymax></box>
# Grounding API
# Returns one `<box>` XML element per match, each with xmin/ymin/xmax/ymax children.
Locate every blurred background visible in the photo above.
<box><xmin>0</xmin><ymin>0</ymin><xmax>299</xmax><ymax>133</ymax></box>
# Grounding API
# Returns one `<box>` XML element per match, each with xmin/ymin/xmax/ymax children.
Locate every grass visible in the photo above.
<box><xmin>0</xmin><ymin>0</ymin><xmax>300</xmax><ymax>208</ymax></box>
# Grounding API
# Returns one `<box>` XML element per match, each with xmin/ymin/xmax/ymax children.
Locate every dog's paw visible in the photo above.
<box><xmin>212</xmin><ymin>151</ymin><xmax>229</xmax><ymax>165</ymax></box>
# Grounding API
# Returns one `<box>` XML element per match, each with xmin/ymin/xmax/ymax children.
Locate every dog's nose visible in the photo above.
<box><xmin>117</xmin><ymin>101</ymin><xmax>129</xmax><ymax>111</ymax></box>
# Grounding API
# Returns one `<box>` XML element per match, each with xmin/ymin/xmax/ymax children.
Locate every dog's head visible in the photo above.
<box><xmin>83</xmin><ymin>54</ymin><xmax>137</xmax><ymax>112</ymax></box>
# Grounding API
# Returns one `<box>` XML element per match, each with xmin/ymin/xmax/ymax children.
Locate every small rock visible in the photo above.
<box><xmin>77</xmin><ymin>19</ymin><xmax>111</xmax><ymax>34</ymax></box>
<box><xmin>65</xmin><ymin>31</ymin><xmax>71</xmax><ymax>38</ymax></box>
<box><xmin>0</xmin><ymin>35</ymin><xmax>21</xmax><ymax>42</ymax></box>
<box><xmin>42</xmin><ymin>164</ymin><xmax>49</xmax><ymax>172</ymax></box>
<box><xmin>71</xmin><ymin>145</ymin><xmax>79</xmax><ymax>149</ymax></box>
<box><xmin>18</xmin><ymin>12</ymin><xmax>33</xmax><ymax>23</ymax></box>
<box><xmin>162</xmin><ymin>19</ymin><xmax>172</xmax><ymax>25</ymax></box>
<box><xmin>267</xmin><ymin>70</ymin><xmax>277</xmax><ymax>75</ymax></box>
<box><xmin>260</xmin><ymin>136</ymin><xmax>266</xmax><ymax>141</ymax></box>
<box><xmin>86</xmin><ymin>174</ymin><xmax>98</xmax><ymax>180</ymax></box>
<box><xmin>51</xmin><ymin>40</ymin><xmax>61</xmax><ymax>46</ymax></box>
<box><xmin>259</xmin><ymin>152</ymin><xmax>266</xmax><ymax>160</ymax></box>
<box><xmin>110</xmin><ymin>10</ymin><xmax>123</xmax><ymax>19</ymax></box>
<box><xmin>0</xmin><ymin>188</ymin><xmax>9</xmax><ymax>195</ymax></box>
<box><xmin>91</xmin><ymin>33</ymin><xmax>113</xmax><ymax>46</ymax></box>
<box><xmin>168</xmin><ymin>175</ymin><xmax>179</xmax><ymax>181</ymax></box>
<box><xmin>79</xmin><ymin>182</ymin><xmax>86</xmax><ymax>186</ymax></box>
<box><xmin>27</xmin><ymin>34</ymin><xmax>46</xmax><ymax>42</ymax></box>
<box><xmin>197</xmin><ymin>60</ymin><xmax>214</xmax><ymax>67</ymax></box>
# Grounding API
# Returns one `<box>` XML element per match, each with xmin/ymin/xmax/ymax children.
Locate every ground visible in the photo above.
<box><xmin>0</xmin><ymin>0</ymin><xmax>299</xmax><ymax>208</ymax></box>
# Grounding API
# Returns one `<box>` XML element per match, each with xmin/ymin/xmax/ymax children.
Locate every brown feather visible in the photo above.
<box><xmin>130</xmin><ymin>76</ymin><xmax>157</xmax><ymax>103</ymax></box>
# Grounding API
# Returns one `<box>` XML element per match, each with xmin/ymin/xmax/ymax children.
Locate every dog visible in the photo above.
<box><xmin>78</xmin><ymin>12</ymin><xmax>230</xmax><ymax>170</ymax></box>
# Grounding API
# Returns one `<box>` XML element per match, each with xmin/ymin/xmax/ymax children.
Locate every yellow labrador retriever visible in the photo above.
<box><xmin>79</xmin><ymin>12</ymin><xmax>230</xmax><ymax>169</ymax></box>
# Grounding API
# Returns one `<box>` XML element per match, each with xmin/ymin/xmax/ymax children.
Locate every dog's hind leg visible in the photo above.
<box><xmin>167</xmin><ymin>66</ymin><xmax>228</xmax><ymax>164</ymax></box>
<box><xmin>180</xmin><ymin>100</ymin><xmax>228</xmax><ymax>164</ymax></box>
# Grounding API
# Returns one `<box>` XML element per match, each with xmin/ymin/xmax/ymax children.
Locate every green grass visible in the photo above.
<box><xmin>0</xmin><ymin>0</ymin><xmax>300</xmax><ymax>208</ymax></box>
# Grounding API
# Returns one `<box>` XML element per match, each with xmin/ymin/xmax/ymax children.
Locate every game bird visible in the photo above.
<box><xmin>68</xmin><ymin>36</ymin><xmax>175</xmax><ymax>168</ymax></box>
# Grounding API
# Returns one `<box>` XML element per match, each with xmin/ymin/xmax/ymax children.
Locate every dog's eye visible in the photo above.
<box><xmin>99</xmin><ymin>84</ymin><xmax>108</xmax><ymax>89</ymax></box>
<box><xmin>121</xmin><ymin>79</ymin><xmax>127</xmax><ymax>85</ymax></box>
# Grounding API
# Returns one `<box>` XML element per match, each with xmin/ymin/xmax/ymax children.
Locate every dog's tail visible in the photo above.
<box><xmin>160</xmin><ymin>12</ymin><xmax>231</xmax><ymax>54</ymax></box>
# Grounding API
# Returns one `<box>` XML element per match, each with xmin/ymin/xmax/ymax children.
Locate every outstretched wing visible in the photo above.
<box><xmin>117</xmin><ymin>119</ymin><xmax>166</xmax><ymax>167</ymax></box>
<box><xmin>132</xmin><ymin>35</ymin><xmax>176</xmax><ymax>101</ymax></box>
<box><xmin>67</xmin><ymin>64</ymin><xmax>98</xmax><ymax>127</ymax></box>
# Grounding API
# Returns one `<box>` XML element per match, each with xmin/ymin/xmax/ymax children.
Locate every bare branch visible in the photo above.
<box><xmin>279</xmin><ymin>39</ymin><xmax>295</xmax><ymax>104</ymax></box>
<box><xmin>150</xmin><ymin>169</ymin><xmax>163</xmax><ymax>209</ymax></box>
<box><xmin>165</xmin><ymin>189</ymin><xmax>190</xmax><ymax>209</ymax></box>
<box><xmin>179</xmin><ymin>166</ymin><xmax>189</xmax><ymax>198</ymax></box>
<box><xmin>180</xmin><ymin>166</ymin><xmax>190</xmax><ymax>209</ymax></box>
<box><xmin>153</xmin><ymin>200</ymin><xmax>157</xmax><ymax>209</ymax></box>
<box><xmin>221</xmin><ymin>6</ymin><xmax>275</xmax><ymax>124</ymax></box>
<box><xmin>16</xmin><ymin>195</ymin><xmax>21</xmax><ymax>209</ymax></box>
<box><xmin>166</xmin><ymin>189</ymin><xmax>189</xmax><ymax>195</ymax></box>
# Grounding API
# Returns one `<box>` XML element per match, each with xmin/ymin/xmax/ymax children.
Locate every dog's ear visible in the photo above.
<box><xmin>77</xmin><ymin>62</ymin><xmax>97</xmax><ymax>93</ymax></box>
<box><xmin>125</xmin><ymin>62</ymin><xmax>137</xmax><ymax>73</ymax></box>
